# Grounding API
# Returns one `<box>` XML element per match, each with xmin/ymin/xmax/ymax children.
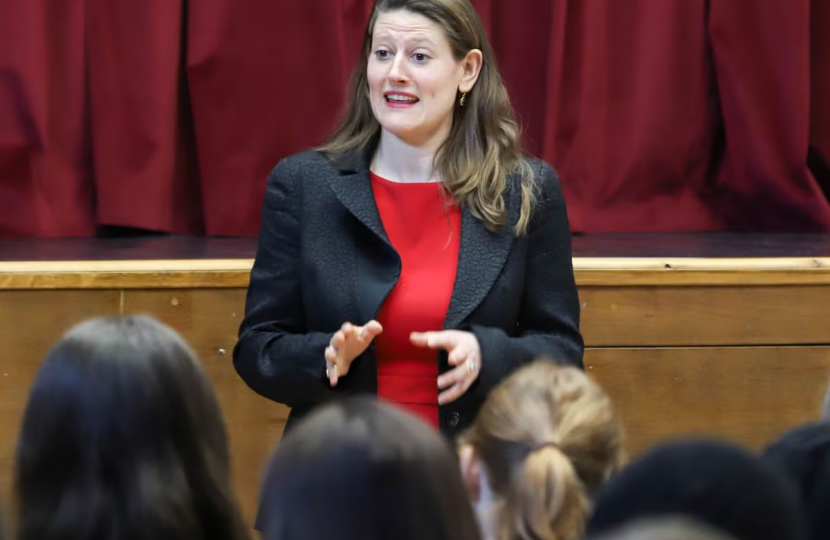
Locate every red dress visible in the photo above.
<box><xmin>370</xmin><ymin>172</ymin><xmax>462</xmax><ymax>429</ymax></box>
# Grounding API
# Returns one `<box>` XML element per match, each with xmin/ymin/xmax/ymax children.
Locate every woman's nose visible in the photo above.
<box><xmin>387</xmin><ymin>53</ymin><xmax>410</xmax><ymax>84</ymax></box>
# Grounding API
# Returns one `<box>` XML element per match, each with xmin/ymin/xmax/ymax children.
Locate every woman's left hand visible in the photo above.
<box><xmin>410</xmin><ymin>330</ymin><xmax>481</xmax><ymax>405</ymax></box>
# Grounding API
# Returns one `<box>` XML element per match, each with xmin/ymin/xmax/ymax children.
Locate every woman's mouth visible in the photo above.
<box><xmin>384</xmin><ymin>92</ymin><xmax>419</xmax><ymax>107</ymax></box>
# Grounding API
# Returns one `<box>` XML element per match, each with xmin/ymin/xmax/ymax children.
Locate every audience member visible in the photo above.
<box><xmin>459</xmin><ymin>361</ymin><xmax>624</xmax><ymax>540</ymax></box>
<box><xmin>586</xmin><ymin>439</ymin><xmax>807</xmax><ymax>540</ymax></box>
<box><xmin>763</xmin><ymin>422</ymin><xmax>830</xmax><ymax>540</ymax></box>
<box><xmin>258</xmin><ymin>398</ymin><xmax>481</xmax><ymax>540</ymax></box>
<box><xmin>588</xmin><ymin>518</ymin><xmax>737</xmax><ymax>540</ymax></box>
<box><xmin>14</xmin><ymin>315</ymin><xmax>249</xmax><ymax>540</ymax></box>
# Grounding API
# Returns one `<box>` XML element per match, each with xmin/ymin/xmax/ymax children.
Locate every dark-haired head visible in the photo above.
<box><xmin>587</xmin><ymin>439</ymin><xmax>807</xmax><ymax>540</ymax></box>
<box><xmin>15</xmin><ymin>315</ymin><xmax>248</xmax><ymax>540</ymax></box>
<box><xmin>259</xmin><ymin>398</ymin><xmax>481</xmax><ymax>540</ymax></box>
<box><xmin>763</xmin><ymin>422</ymin><xmax>830</xmax><ymax>540</ymax></box>
<box><xmin>587</xmin><ymin>518</ymin><xmax>738</xmax><ymax>540</ymax></box>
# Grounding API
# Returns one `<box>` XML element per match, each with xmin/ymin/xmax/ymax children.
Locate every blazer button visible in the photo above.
<box><xmin>445</xmin><ymin>412</ymin><xmax>460</xmax><ymax>428</ymax></box>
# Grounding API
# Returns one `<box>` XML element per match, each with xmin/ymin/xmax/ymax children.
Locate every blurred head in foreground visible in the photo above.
<box><xmin>15</xmin><ymin>315</ymin><xmax>248</xmax><ymax>540</ymax></box>
<box><xmin>259</xmin><ymin>398</ymin><xmax>481</xmax><ymax>540</ymax></box>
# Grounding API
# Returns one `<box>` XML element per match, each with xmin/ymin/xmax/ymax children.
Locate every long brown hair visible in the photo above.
<box><xmin>319</xmin><ymin>0</ymin><xmax>536</xmax><ymax>235</ymax></box>
<box><xmin>464</xmin><ymin>361</ymin><xmax>624</xmax><ymax>540</ymax></box>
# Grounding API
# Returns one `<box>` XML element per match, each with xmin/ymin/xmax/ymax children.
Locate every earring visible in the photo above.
<box><xmin>459</xmin><ymin>91</ymin><xmax>468</xmax><ymax>107</ymax></box>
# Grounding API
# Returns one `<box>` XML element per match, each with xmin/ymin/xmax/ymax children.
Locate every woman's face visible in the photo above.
<box><xmin>367</xmin><ymin>10</ymin><xmax>476</xmax><ymax>148</ymax></box>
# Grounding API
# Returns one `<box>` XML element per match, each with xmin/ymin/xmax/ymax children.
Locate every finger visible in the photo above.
<box><xmin>325</xmin><ymin>358</ymin><xmax>338</xmax><ymax>387</ymax></box>
<box><xmin>344</xmin><ymin>322</ymin><xmax>363</xmax><ymax>341</ymax></box>
<box><xmin>364</xmin><ymin>320</ymin><xmax>383</xmax><ymax>334</ymax></box>
<box><xmin>324</xmin><ymin>346</ymin><xmax>337</xmax><ymax>364</ymax></box>
<box><xmin>447</xmin><ymin>347</ymin><xmax>468</xmax><ymax>366</ymax></box>
<box><xmin>440</xmin><ymin>366</ymin><xmax>477</xmax><ymax>405</ymax></box>
<box><xmin>438</xmin><ymin>363</ymin><xmax>467</xmax><ymax>390</ymax></box>
<box><xmin>428</xmin><ymin>331</ymin><xmax>461</xmax><ymax>350</ymax></box>
<box><xmin>330</xmin><ymin>363</ymin><xmax>339</xmax><ymax>386</ymax></box>
<box><xmin>361</xmin><ymin>320</ymin><xmax>383</xmax><ymax>340</ymax></box>
<box><xmin>410</xmin><ymin>332</ymin><xmax>431</xmax><ymax>347</ymax></box>
<box><xmin>331</xmin><ymin>331</ymin><xmax>346</xmax><ymax>350</ymax></box>
<box><xmin>411</xmin><ymin>331</ymin><xmax>459</xmax><ymax>350</ymax></box>
<box><xmin>439</xmin><ymin>381</ymin><xmax>466</xmax><ymax>405</ymax></box>
<box><xmin>335</xmin><ymin>357</ymin><xmax>350</xmax><ymax>379</ymax></box>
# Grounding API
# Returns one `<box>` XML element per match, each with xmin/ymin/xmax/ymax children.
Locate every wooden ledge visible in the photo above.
<box><xmin>0</xmin><ymin>260</ymin><xmax>254</xmax><ymax>289</ymax></box>
<box><xmin>573</xmin><ymin>257</ymin><xmax>830</xmax><ymax>286</ymax></box>
<box><xmin>2</xmin><ymin>257</ymin><xmax>830</xmax><ymax>290</ymax></box>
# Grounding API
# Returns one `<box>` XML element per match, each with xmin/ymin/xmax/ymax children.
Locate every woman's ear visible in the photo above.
<box><xmin>459</xmin><ymin>443</ymin><xmax>482</xmax><ymax>503</ymax></box>
<box><xmin>458</xmin><ymin>49</ymin><xmax>483</xmax><ymax>94</ymax></box>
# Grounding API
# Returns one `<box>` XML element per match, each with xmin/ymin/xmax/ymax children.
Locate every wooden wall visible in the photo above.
<box><xmin>1</xmin><ymin>257</ymin><xmax>829</xmax><ymax>526</ymax></box>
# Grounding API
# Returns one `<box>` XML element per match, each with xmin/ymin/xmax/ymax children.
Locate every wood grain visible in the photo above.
<box><xmin>0</xmin><ymin>260</ymin><xmax>252</xmax><ymax>290</ymax></box>
<box><xmin>0</xmin><ymin>291</ymin><xmax>121</xmax><ymax>514</ymax></box>
<box><xmin>586</xmin><ymin>346</ymin><xmax>830</xmax><ymax>455</ymax></box>
<box><xmin>580</xmin><ymin>285</ymin><xmax>830</xmax><ymax>346</ymax></box>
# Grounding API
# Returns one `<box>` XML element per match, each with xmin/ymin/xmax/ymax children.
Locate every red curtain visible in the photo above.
<box><xmin>0</xmin><ymin>0</ymin><xmax>828</xmax><ymax>237</ymax></box>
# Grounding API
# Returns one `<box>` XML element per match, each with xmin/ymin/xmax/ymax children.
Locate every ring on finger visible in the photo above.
<box><xmin>326</xmin><ymin>364</ymin><xmax>339</xmax><ymax>379</ymax></box>
<box><xmin>468</xmin><ymin>360</ymin><xmax>477</xmax><ymax>374</ymax></box>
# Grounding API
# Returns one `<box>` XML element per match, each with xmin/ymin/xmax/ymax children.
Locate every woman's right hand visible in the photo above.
<box><xmin>325</xmin><ymin>320</ymin><xmax>383</xmax><ymax>387</ymax></box>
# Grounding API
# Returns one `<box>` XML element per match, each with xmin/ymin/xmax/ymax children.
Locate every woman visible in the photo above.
<box><xmin>234</xmin><ymin>0</ymin><xmax>583</xmax><ymax>437</ymax></box>
<box><xmin>258</xmin><ymin>398</ymin><xmax>481</xmax><ymax>540</ymax></box>
<box><xmin>15</xmin><ymin>316</ymin><xmax>249</xmax><ymax>540</ymax></box>
<box><xmin>459</xmin><ymin>361</ymin><xmax>624</xmax><ymax>540</ymax></box>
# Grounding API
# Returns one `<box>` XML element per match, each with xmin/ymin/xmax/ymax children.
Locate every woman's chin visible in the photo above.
<box><xmin>380</xmin><ymin>125</ymin><xmax>423</xmax><ymax>144</ymax></box>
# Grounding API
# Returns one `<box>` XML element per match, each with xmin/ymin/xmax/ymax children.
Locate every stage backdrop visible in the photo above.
<box><xmin>1</xmin><ymin>0</ymin><xmax>828</xmax><ymax>237</ymax></box>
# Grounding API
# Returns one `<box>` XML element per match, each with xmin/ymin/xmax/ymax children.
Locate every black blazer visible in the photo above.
<box><xmin>233</xmin><ymin>149</ymin><xmax>583</xmax><ymax>437</ymax></box>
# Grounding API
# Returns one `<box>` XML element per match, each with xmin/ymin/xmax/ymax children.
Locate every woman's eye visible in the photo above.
<box><xmin>375</xmin><ymin>50</ymin><xmax>391</xmax><ymax>60</ymax></box>
<box><xmin>412</xmin><ymin>53</ymin><xmax>428</xmax><ymax>63</ymax></box>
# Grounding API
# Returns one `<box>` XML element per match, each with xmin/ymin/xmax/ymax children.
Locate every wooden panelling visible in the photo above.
<box><xmin>587</xmin><ymin>347</ymin><xmax>830</xmax><ymax>455</ymax></box>
<box><xmin>580</xmin><ymin>285</ymin><xmax>830</xmax><ymax>346</ymax></box>
<box><xmin>2</xmin><ymin>259</ymin><xmax>830</xmax><ymax>527</ymax></box>
<box><xmin>0</xmin><ymin>291</ymin><xmax>121</xmax><ymax>511</ymax></box>
<box><xmin>121</xmin><ymin>289</ymin><xmax>288</xmax><ymax>525</ymax></box>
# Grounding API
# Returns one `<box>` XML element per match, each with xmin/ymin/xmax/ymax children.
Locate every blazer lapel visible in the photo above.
<box><xmin>323</xmin><ymin>149</ymin><xmax>398</xmax><ymax>323</ymax></box>
<box><xmin>444</xmin><ymin>185</ymin><xmax>520</xmax><ymax>329</ymax></box>
<box><xmin>323</xmin><ymin>148</ymin><xmax>520</xmax><ymax>328</ymax></box>
<box><xmin>323</xmin><ymin>149</ymin><xmax>392</xmax><ymax>248</ymax></box>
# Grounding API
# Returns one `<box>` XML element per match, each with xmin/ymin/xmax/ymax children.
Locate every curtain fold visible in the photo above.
<box><xmin>0</xmin><ymin>0</ymin><xmax>827</xmax><ymax>237</ymax></box>
<box><xmin>0</xmin><ymin>0</ymin><xmax>93</xmax><ymax>236</ymax></box>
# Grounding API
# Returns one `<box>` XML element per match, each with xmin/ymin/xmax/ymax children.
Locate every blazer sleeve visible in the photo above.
<box><xmin>466</xmin><ymin>162</ymin><xmax>584</xmax><ymax>399</ymax></box>
<box><xmin>233</xmin><ymin>158</ymin><xmax>337</xmax><ymax>407</ymax></box>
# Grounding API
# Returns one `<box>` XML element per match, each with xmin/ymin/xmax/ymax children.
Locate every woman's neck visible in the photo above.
<box><xmin>370</xmin><ymin>130</ymin><xmax>443</xmax><ymax>183</ymax></box>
